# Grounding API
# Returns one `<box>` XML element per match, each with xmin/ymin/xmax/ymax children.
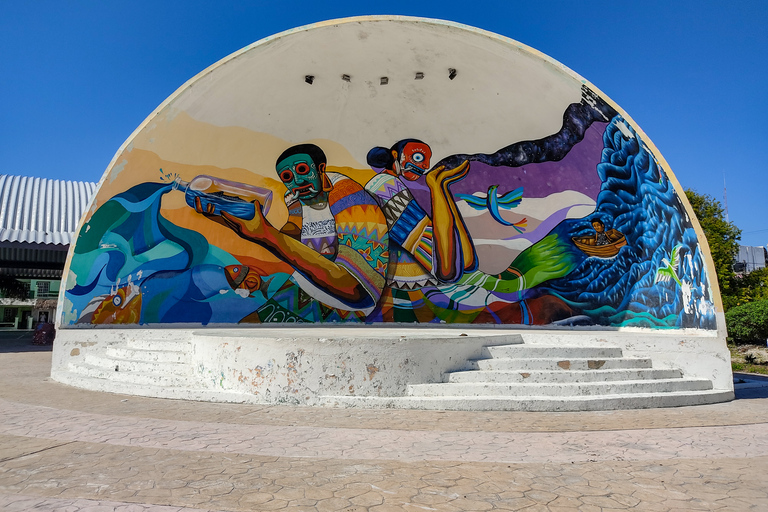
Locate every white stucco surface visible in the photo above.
<box><xmin>167</xmin><ymin>17</ymin><xmax>581</xmax><ymax>169</ymax></box>
<box><xmin>52</xmin><ymin>326</ymin><xmax>733</xmax><ymax>410</ymax></box>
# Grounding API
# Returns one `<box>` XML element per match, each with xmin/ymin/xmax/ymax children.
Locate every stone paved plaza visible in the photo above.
<box><xmin>1</xmin><ymin>332</ymin><xmax>768</xmax><ymax>511</ymax></box>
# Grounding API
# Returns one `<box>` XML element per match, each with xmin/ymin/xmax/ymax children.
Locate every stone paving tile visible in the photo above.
<box><xmin>2</xmin><ymin>437</ymin><xmax>767</xmax><ymax>511</ymax></box>
<box><xmin>0</xmin><ymin>493</ymin><xmax>220</xmax><ymax>511</ymax></box>
<box><xmin>2</xmin><ymin>347</ymin><xmax>768</xmax><ymax>510</ymax></box>
<box><xmin>3</xmin><ymin>397</ymin><xmax>768</xmax><ymax>465</ymax></box>
<box><xmin>0</xmin><ymin>433</ymin><xmax>71</xmax><ymax>462</ymax></box>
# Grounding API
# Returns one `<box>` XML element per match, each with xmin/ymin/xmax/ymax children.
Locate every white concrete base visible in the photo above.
<box><xmin>50</xmin><ymin>326</ymin><xmax>734</xmax><ymax>411</ymax></box>
<box><xmin>316</xmin><ymin>390</ymin><xmax>735</xmax><ymax>412</ymax></box>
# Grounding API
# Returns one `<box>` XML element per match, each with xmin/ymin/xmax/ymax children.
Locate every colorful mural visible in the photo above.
<box><xmin>61</xmin><ymin>80</ymin><xmax>715</xmax><ymax>330</ymax></box>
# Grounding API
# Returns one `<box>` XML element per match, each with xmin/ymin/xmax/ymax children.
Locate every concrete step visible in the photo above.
<box><xmin>52</xmin><ymin>369</ymin><xmax>257</xmax><ymax>404</ymax></box>
<box><xmin>408</xmin><ymin>378</ymin><xmax>713</xmax><ymax>397</ymax></box>
<box><xmin>110</xmin><ymin>338</ymin><xmax>192</xmax><ymax>352</ymax></box>
<box><xmin>105</xmin><ymin>347</ymin><xmax>190</xmax><ymax>364</ymax></box>
<box><xmin>84</xmin><ymin>354</ymin><xmax>194</xmax><ymax>377</ymax></box>
<box><xmin>466</xmin><ymin>333</ymin><xmax>524</xmax><ymax>345</ymax></box>
<box><xmin>485</xmin><ymin>345</ymin><xmax>623</xmax><ymax>359</ymax></box>
<box><xmin>470</xmin><ymin>357</ymin><xmax>653</xmax><ymax>371</ymax></box>
<box><xmin>319</xmin><ymin>389</ymin><xmax>735</xmax><ymax>412</ymax></box>
<box><xmin>447</xmin><ymin>368</ymin><xmax>683</xmax><ymax>384</ymax></box>
<box><xmin>69</xmin><ymin>362</ymin><xmax>192</xmax><ymax>387</ymax></box>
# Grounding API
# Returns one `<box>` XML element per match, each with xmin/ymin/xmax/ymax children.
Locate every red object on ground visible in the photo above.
<box><xmin>32</xmin><ymin>323</ymin><xmax>55</xmax><ymax>345</ymax></box>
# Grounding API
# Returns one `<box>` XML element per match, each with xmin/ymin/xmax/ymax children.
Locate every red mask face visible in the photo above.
<box><xmin>399</xmin><ymin>142</ymin><xmax>432</xmax><ymax>181</ymax></box>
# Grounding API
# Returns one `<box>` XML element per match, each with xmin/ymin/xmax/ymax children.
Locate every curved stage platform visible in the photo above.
<box><xmin>52</xmin><ymin>328</ymin><xmax>733</xmax><ymax>411</ymax></box>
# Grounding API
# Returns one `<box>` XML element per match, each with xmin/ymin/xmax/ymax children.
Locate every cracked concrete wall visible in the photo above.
<box><xmin>187</xmin><ymin>330</ymin><xmax>520</xmax><ymax>402</ymax></box>
<box><xmin>51</xmin><ymin>326</ymin><xmax>732</xmax><ymax>404</ymax></box>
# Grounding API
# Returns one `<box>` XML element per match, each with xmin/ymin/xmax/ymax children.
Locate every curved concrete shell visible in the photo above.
<box><xmin>53</xmin><ymin>17</ymin><xmax>731</xmax><ymax>410</ymax></box>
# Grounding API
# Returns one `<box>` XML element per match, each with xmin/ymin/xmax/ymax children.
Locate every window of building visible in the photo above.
<box><xmin>3</xmin><ymin>308</ymin><xmax>18</xmax><ymax>323</ymax></box>
<box><xmin>36</xmin><ymin>281</ymin><xmax>50</xmax><ymax>297</ymax></box>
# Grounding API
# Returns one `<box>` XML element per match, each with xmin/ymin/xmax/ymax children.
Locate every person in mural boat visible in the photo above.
<box><xmin>195</xmin><ymin>143</ymin><xmax>389</xmax><ymax>317</ymax></box>
<box><xmin>365</xmin><ymin>139</ymin><xmax>477</xmax><ymax>288</ymax></box>
<box><xmin>592</xmin><ymin>220</ymin><xmax>613</xmax><ymax>246</ymax></box>
<box><xmin>569</xmin><ymin>219</ymin><xmax>627</xmax><ymax>258</ymax></box>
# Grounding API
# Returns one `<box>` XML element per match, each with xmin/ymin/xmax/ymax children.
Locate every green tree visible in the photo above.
<box><xmin>732</xmin><ymin>266</ymin><xmax>768</xmax><ymax>307</ymax></box>
<box><xmin>686</xmin><ymin>190</ymin><xmax>768</xmax><ymax>312</ymax></box>
<box><xmin>726</xmin><ymin>298</ymin><xmax>768</xmax><ymax>343</ymax></box>
<box><xmin>685</xmin><ymin>190</ymin><xmax>741</xmax><ymax>309</ymax></box>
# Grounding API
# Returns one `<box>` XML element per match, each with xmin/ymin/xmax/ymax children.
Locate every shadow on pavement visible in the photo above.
<box><xmin>734</xmin><ymin>372</ymin><xmax>768</xmax><ymax>400</ymax></box>
<box><xmin>0</xmin><ymin>331</ymin><xmax>53</xmax><ymax>353</ymax></box>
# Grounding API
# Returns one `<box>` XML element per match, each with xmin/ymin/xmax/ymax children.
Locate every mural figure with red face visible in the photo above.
<box><xmin>365</xmin><ymin>139</ymin><xmax>476</xmax><ymax>287</ymax></box>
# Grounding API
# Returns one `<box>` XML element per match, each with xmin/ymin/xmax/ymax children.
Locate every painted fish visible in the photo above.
<box><xmin>89</xmin><ymin>284</ymin><xmax>142</xmax><ymax>324</ymax></box>
<box><xmin>225</xmin><ymin>264</ymin><xmax>262</xmax><ymax>293</ymax></box>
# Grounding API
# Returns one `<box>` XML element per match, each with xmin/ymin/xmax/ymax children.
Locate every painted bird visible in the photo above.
<box><xmin>655</xmin><ymin>244</ymin><xmax>682</xmax><ymax>287</ymax></box>
<box><xmin>456</xmin><ymin>185</ymin><xmax>524</xmax><ymax>228</ymax></box>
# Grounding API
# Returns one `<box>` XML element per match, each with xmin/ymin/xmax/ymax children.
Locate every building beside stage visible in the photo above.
<box><xmin>734</xmin><ymin>245</ymin><xmax>767</xmax><ymax>275</ymax></box>
<box><xmin>0</xmin><ymin>174</ymin><xmax>96</xmax><ymax>330</ymax></box>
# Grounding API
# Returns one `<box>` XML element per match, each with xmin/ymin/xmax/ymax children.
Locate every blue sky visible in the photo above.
<box><xmin>2</xmin><ymin>1</ymin><xmax>767</xmax><ymax>246</ymax></box>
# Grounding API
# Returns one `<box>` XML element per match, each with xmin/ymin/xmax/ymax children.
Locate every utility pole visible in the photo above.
<box><xmin>723</xmin><ymin>172</ymin><xmax>729</xmax><ymax>223</ymax></box>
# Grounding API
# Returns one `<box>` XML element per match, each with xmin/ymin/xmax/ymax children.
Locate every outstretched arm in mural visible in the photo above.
<box><xmin>196</xmin><ymin>144</ymin><xmax>387</xmax><ymax>312</ymax></box>
<box><xmin>197</xmin><ymin>200</ymin><xmax>369</xmax><ymax>307</ymax></box>
<box><xmin>365</xmin><ymin>139</ymin><xmax>476</xmax><ymax>284</ymax></box>
<box><xmin>426</xmin><ymin>161</ymin><xmax>476</xmax><ymax>280</ymax></box>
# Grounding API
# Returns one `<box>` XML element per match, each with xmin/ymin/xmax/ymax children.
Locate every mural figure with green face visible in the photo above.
<box><xmin>277</xmin><ymin>148</ymin><xmax>328</xmax><ymax>208</ymax></box>
<box><xmin>195</xmin><ymin>143</ymin><xmax>389</xmax><ymax>316</ymax></box>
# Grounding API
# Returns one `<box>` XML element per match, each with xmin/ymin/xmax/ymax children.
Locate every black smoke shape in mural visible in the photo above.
<box><xmin>538</xmin><ymin>117</ymin><xmax>716</xmax><ymax>329</ymax></box>
<box><xmin>434</xmin><ymin>86</ymin><xmax>618</xmax><ymax>171</ymax></box>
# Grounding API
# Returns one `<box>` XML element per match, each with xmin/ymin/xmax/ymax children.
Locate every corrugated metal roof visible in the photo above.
<box><xmin>0</xmin><ymin>174</ymin><xmax>96</xmax><ymax>245</ymax></box>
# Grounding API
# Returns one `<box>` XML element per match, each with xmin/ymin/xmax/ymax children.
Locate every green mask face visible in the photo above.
<box><xmin>276</xmin><ymin>153</ymin><xmax>324</xmax><ymax>202</ymax></box>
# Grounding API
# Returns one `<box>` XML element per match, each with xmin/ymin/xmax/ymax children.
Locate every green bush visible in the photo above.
<box><xmin>726</xmin><ymin>299</ymin><xmax>768</xmax><ymax>344</ymax></box>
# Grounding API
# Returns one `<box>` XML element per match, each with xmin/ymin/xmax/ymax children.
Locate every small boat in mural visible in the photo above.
<box><xmin>572</xmin><ymin>232</ymin><xmax>627</xmax><ymax>258</ymax></box>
